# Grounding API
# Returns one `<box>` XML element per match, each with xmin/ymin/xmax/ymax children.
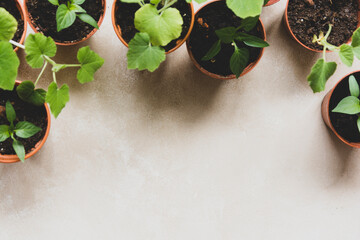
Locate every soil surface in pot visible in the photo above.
<box><xmin>0</xmin><ymin>0</ymin><xmax>24</xmax><ymax>47</ymax></box>
<box><xmin>115</xmin><ymin>0</ymin><xmax>192</xmax><ymax>51</ymax></box>
<box><xmin>0</xmin><ymin>87</ymin><xmax>48</xmax><ymax>155</ymax></box>
<box><xmin>287</xmin><ymin>0</ymin><xmax>358</xmax><ymax>50</ymax></box>
<box><xmin>26</xmin><ymin>0</ymin><xmax>103</xmax><ymax>43</ymax></box>
<box><xmin>329</xmin><ymin>72</ymin><xmax>360</xmax><ymax>143</ymax></box>
<box><xmin>188</xmin><ymin>1</ymin><xmax>263</xmax><ymax>77</ymax></box>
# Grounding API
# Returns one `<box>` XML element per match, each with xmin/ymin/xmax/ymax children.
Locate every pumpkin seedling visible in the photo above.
<box><xmin>332</xmin><ymin>75</ymin><xmax>360</xmax><ymax>133</ymax></box>
<box><xmin>307</xmin><ymin>24</ymin><xmax>360</xmax><ymax>92</ymax></box>
<box><xmin>201</xmin><ymin>18</ymin><xmax>269</xmax><ymax>77</ymax></box>
<box><xmin>0</xmin><ymin>7</ymin><xmax>104</xmax><ymax>118</ymax></box>
<box><xmin>0</xmin><ymin>101</ymin><xmax>42</xmax><ymax>162</ymax></box>
<box><xmin>48</xmin><ymin>0</ymin><xmax>99</xmax><ymax>32</ymax></box>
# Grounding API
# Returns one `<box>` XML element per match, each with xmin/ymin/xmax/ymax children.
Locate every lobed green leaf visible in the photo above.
<box><xmin>0</xmin><ymin>7</ymin><xmax>18</xmax><ymax>41</ymax></box>
<box><xmin>307</xmin><ymin>58</ymin><xmax>337</xmax><ymax>93</ymax></box>
<box><xmin>77</xmin><ymin>46</ymin><xmax>104</xmax><ymax>83</ymax></box>
<box><xmin>226</xmin><ymin>0</ymin><xmax>263</xmax><ymax>19</ymax></box>
<box><xmin>339</xmin><ymin>44</ymin><xmax>354</xmax><ymax>67</ymax></box>
<box><xmin>0</xmin><ymin>41</ymin><xmax>19</xmax><ymax>90</ymax></box>
<box><xmin>25</xmin><ymin>33</ymin><xmax>57</xmax><ymax>68</ymax></box>
<box><xmin>17</xmin><ymin>81</ymin><xmax>46</xmax><ymax>106</ymax></box>
<box><xmin>46</xmin><ymin>82</ymin><xmax>70</xmax><ymax>118</ymax></box>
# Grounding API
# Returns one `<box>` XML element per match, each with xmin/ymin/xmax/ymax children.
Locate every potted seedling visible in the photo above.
<box><xmin>186</xmin><ymin>0</ymin><xmax>269</xmax><ymax>79</ymax></box>
<box><xmin>285</xmin><ymin>0</ymin><xmax>359</xmax><ymax>52</ymax></box>
<box><xmin>0</xmin><ymin>7</ymin><xmax>104</xmax><ymax>162</ymax></box>
<box><xmin>112</xmin><ymin>0</ymin><xmax>201</xmax><ymax>72</ymax></box>
<box><xmin>322</xmin><ymin>72</ymin><xmax>360</xmax><ymax>148</ymax></box>
<box><xmin>25</xmin><ymin>0</ymin><xmax>106</xmax><ymax>45</ymax></box>
<box><xmin>0</xmin><ymin>0</ymin><xmax>27</xmax><ymax>51</ymax></box>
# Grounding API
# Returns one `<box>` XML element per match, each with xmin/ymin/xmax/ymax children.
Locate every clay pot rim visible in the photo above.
<box><xmin>186</xmin><ymin>0</ymin><xmax>267</xmax><ymax>80</ymax></box>
<box><xmin>13</xmin><ymin>0</ymin><xmax>27</xmax><ymax>52</ymax></box>
<box><xmin>24</xmin><ymin>0</ymin><xmax>106</xmax><ymax>46</ymax></box>
<box><xmin>111</xmin><ymin>0</ymin><xmax>195</xmax><ymax>54</ymax></box>
<box><xmin>0</xmin><ymin>80</ymin><xmax>51</xmax><ymax>163</ymax></box>
<box><xmin>324</xmin><ymin>70</ymin><xmax>360</xmax><ymax>148</ymax></box>
<box><xmin>265</xmin><ymin>0</ymin><xmax>281</xmax><ymax>7</ymax></box>
<box><xmin>284</xmin><ymin>0</ymin><xmax>360</xmax><ymax>53</ymax></box>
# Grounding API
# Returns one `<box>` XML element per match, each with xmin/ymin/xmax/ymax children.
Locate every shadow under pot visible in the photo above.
<box><xmin>24</xmin><ymin>0</ymin><xmax>106</xmax><ymax>46</ymax></box>
<box><xmin>284</xmin><ymin>0</ymin><xmax>360</xmax><ymax>52</ymax></box>
<box><xmin>0</xmin><ymin>0</ymin><xmax>27</xmax><ymax>52</ymax></box>
<box><xmin>186</xmin><ymin>0</ymin><xmax>266</xmax><ymax>80</ymax></box>
<box><xmin>321</xmin><ymin>71</ymin><xmax>360</xmax><ymax>148</ymax></box>
<box><xmin>265</xmin><ymin>0</ymin><xmax>281</xmax><ymax>6</ymax></box>
<box><xmin>0</xmin><ymin>81</ymin><xmax>51</xmax><ymax>163</ymax></box>
<box><xmin>112</xmin><ymin>0</ymin><xmax>194</xmax><ymax>54</ymax></box>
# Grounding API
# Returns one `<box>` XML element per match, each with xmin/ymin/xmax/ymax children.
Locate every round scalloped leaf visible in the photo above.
<box><xmin>0</xmin><ymin>7</ymin><xmax>18</xmax><ymax>41</ymax></box>
<box><xmin>77</xmin><ymin>46</ymin><xmax>104</xmax><ymax>84</ymax></box>
<box><xmin>0</xmin><ymin>42</ymin><xmax>19</xmax><ymax>90</ymax></box>
<box><xmin>226</xmin><ymin>0</ymin><xmax>263</xmax><ymax>19</ymax></box>
<box><xmin>25</xmin><ymin>33</ymin><xmax>57</xmax><ymax>68</ymax></box>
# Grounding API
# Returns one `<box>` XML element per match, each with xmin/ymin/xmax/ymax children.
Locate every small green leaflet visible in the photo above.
<box><xmin>0</xmin><ymin>42</ymin><xmax>19</xmax><ymax>91</ymax></box>
<box><xmin>5</xmin><ymin>101</ymin><xmax>16</xmax><ymax>124</ymax></box>
<box><xmin>307</xmin><ymin>58</ymin><xmax>337</xmax><ymax>93</ymax></box>
<box><xmin>46</xmin><ymin>82</ymin><xmax>70</xmax><ymax>118</ymax></box>
<box><xmin>17</xmin><ymin>81</ymin><xmax>46</xmax><ymax>106</ymax></box>
<box><xmin>48</xmin><ymin>0</ymin><xmax>59</xmax><ymax>5</ymax></box>
<box><xmin>332</xmin><ymin>96</ymin><xmax>360</xmax><ymax>114</ymax></box>
<box><xmin>339</xmin><ymin>44</ymin><xmax>354</xmax><ymax>67</ymax></box>
<box><xmin>202</xmin><ymin>40</ymin><xmax>221</xmax><ymax>61</ymax></box>
<box><xmin>25</xmin><ymin>33</ymin><xmax>57</xmax><ymax>68</ymax></box>
<box><xmin>127</xmin><ymin>32</ymin><xmax>166</xmax><ymax>72</ymax></box>
<box><xmin>230</xmin><ymin>47</ymin><xmax>249</xmax><ymax>78</ymax></box>
<box><xmin>0</xmin><ymin>125</ymin><xmax>10</xmax><ymax>142</ymax></box>
<box><xmin>349</xmin><ymin>75</ymin><xmax>359</xmax><ymax>98</ymax></box>
<box><xmin>0</xmin><ymin>7</ymin><xmax>18</xmax><ymax>41</ymax></box>
<box><xmin>12</xmin><ymin>139</ymin><xmax>25</xmax><ymax>162</ymax></box>
<box><xmin>351</xmin><ymin>28</ymin><xmax>360</xmax><ymax>60</ymax></box>
<box><xmin>226</xmin><ymin>0</ymin><xmax>263</xmax><ymax>19</ymax></box>
<box><xmin>236</xmin><ymin>33</ymin><xmax>269</xmax><ymax>48</ymax></box>
<box><xmin>15</xmin><ymin>121</ymin><xmax>42</xmax><ymax>138</ymax></box>
<box><xmin>56</xmin><ymin>4</ymin><xmax>76</xmax><ymax>31</ymax></box>
<box><xmin>215</xmin><ymin>27</ymin><xmax>237</xmax><ymax>44</ymax></box>
<box><xmin>238</xmin><ymin>16</ymin><xmax>259</xmax><ymax>32</ymax></box>
<box><xmin>70</xmin><ymin>4</ymin><xmax>86</xmax><ymax>13</ymax></box>
<box><xmin>134</xmin><ymin>4</ymin><xmax>183</xmax><ymax>46</ymax></box>
<box><xmin>77</xmin><ymin>46</ymin><xmax>104</xmax><ymax>83</ymax></box>
<box><xmin>77</xmin><ymin>13</ymin><xmax>99</xmax><ymax>29</ymax></box>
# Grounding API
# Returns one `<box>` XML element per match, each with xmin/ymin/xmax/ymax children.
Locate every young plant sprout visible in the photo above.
<box><xmin>307</xmin><ymin>24</ymin><xmax>360</xmax><ymax>92</ymax></box>
<box><xmin>48</xmin><ymin>0</ymin><xmax>99</xmax><ymax>32</ymax></box>
<box><xmin>121</xmin><ymin>0</ymin><xmax>206</xmax><ymax>72</ymax></box>
<box><xmin>0</xmin><ymin>101</ymin><xmax>42</xmax><ymax>162</ymax></box>
<box><xmin>332</xmin><ymin>75</ymin><xmax>360</xmax><ymax>133</ymax></box>
<box><xmin>0</xmin><ymin>7</ymin><xmax>104</xmax><ymax>118</ymax></box>
<box><xmin>202</xmin><ymin>18</ymin><xmax>269</xmax><ymax>77</ymax></box>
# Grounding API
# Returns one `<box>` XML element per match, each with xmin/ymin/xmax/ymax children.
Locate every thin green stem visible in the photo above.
<box><xmin>9</xmin><ymin>40</ymin><xmax>25</xmax><ymax>49</ymax></box>
<box><xmin>53</xmin><ymin>72</ymin><xmax>57</xmax><ymax>84</ymax></box>
<box><xmin>44</xmin><ymin>55</ymin><xmax>57</xmax><ymax>66</ymax></box>
<box><xmin>63</xmin><ymin>64</ymin><xmax>81</xmax><ymax>67</ymax></box>
<box><xmin>323</xmin><ymin>45</ymin><xmax>327</xmax><ymax>61</ymax></box>
<box><xmin>35</xmin><ymin>61</ymin><xmax>48</xmax><ymax>87</ymax></box>
<box><xmin>324</xmin><ymin>24</ymin><xmax>332</xmax><ymax>40</ymax></box>
<box><xmin>158</xmin><ymin>0</ymin><xmax>177</xmax><ymax>13</ymax></box>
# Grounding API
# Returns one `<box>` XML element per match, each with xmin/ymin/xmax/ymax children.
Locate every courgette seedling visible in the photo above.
<box><xmin>0</xmin><ymin>7</ymin><xmax>104</xmax><ymax>118</ymax></box>
<box><xmin>48</xmin><ymin>0</ymin><xmax>99</xmax><ymax>32</ymax></box>
<box><xmin>307</xmin><ymin>24</ymin><xmax>360</xmax><ymax>92</ymax></box>
<box><xmin>0</xmin><ymin>101</ymin><xmax>42</xmax><ymax>162</ymax></box>
<box><xmin>201</xmin><ymin>18</ymin><xmax>269</xmax><ymax>77</ymax></box>
<box><xmin>332</xmin><ymin>75</ymin><xmax>360</xmax><ymax>133</ymax></box>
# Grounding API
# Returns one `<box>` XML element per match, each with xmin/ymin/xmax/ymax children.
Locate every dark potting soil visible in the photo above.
<box><xmin>329</xmin><ymin>72</ymin><xmax>360</xmax><ymax>143</ymax></box>
<box><xmin>0</xmin><ymin>0</ymin><xmax>24</xmax><ymax>47</ymax></box>
<box><xmin>0</xmin><ymin>87</ymin><xmax>48</xmax><ymax>156</ymax></box>
<box><xmin>287</xmin><ymin>0</ymin><xmax>358</xmax><ymax>51</ymax></box>
<box><xmin>187</xmin><ymin>1</ymin><xmax>263</xmax><ymax>77</ymax></box>
<box><xmin>26</xmin><ymin>0</ymin><xmax>104</xmax><ymax>43</ymax></box>
<box><xmin>115</xmin><ymin>0</ymin><xmax>192</xmax><ymax>52</ymax></box>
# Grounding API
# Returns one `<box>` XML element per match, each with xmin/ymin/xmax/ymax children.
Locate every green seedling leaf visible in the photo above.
<box><xmin>215</xmin><ymin>27</ymin><xmax>237</xmax><ymax>44</ymax></box>
<box><xmin>12</xmin><ymin>138</ymin><xmax>25</xmax><ymax>162</ymax></box>
<box><xmin>46</xmin><ymin>82</ymin><xmax>70</xmax><ymax>118</ymax></box>
<box><xmin>15</xmin><ymin>121</ymin><xmax>41</xmax><ymax>138</ymax></box>
<box><xmin>48</xmin><ymin>0</ymin><xmax>59</xmax><ymax>5</ymax></box>
<box><xmin>202</xmin><ymin>40</ymin><xmax>221</xmax><ymax>61</ymax></box>
<box><xmin>236</xmin><ymin>33</ymin><xmax>269</xmax><ymax>48</ymax></box>
<box><xmin>135</xmin><ymin>4</ymin><xmax>183</xmax><ymax>46</ymax></box>
<box><xmin>25</xmin><ymin>33</ymin><xmax>57</xmax><ymax>68</ymax></box>
<box><xmin>0</xmin><ymin>41</ymin><xmax>19</xmax><ymax>90</ymax></box>
<box><xmin>127</xmin><ymin>32</ymin><xmax>166</xmax><ymax>72</ymax></box>
<box><xmin>69</xmin><ymin>4</ymin><xmax>86</xmax><ymax>13</ymax></box>
<box><xmin>5</xmin><ymin>101</ymin><xmax>16</xmax><ymax>124</ymax></box>
<box><xmin>17</xmin><ymin>81</ymin><xmax>46</xmax><ymax>106</ymax></box>
<box><xmin>226</xmin><ymin>0</ymin><xmax>263</xmax><ymax>19</ymax></box>
<box><xmin>120</xmin><ymin>0</ymin><xmax>142</xmax><ymax>2</ymax></box>
<box><xmin>230</xmin><ymin>47</ymin><xmax>249</xmax><ymax>78</ymax></box>
<box><xmin>77</xmin><ymin>13</ymin><xmax>99</xmax><ymax>29</ymax></box>
<box><xmin>339</xmin><ymin>44</ymin><xmax>354</xmax><ymax>67</ymax></box>
<box><xmin>357</xmin><ymin>116</ymin><xmax>360</xmax><ymax>134</ymax></box>
<box><xmin>56</xmin><ymin>4</ymin><xmax>76</xmax><ymax>31</ymax></box>
<box><xmin>351</xmin><ymin>28</ymin><xmax>360</xmax><ymax>60</ymax></box>
<box><xmin>349</xmin><ymin>75</ymin><xmax>359</xmax><ymax>98</ymax></box>
<box><xmin>77</xmin><ymin>46</ymin><xmax>104</xmax><ymax>83</ymax></box>
<box><xmin>0</xmin><ymin>7</ymin><xmax>18</xmax><ymax>41</ymax></box>
<box><xmin>307</xmin><ymin>58</ymin><xmax>337</xmax><ymax>93</ymax></box>
<box><xmin>0</xmin><ymin>125</ymin><xmax>10</xmax><ymax>142</ymax></box>
<box><xmin>73</xmin><ymin>0</ymin><xmax>86</xmax><ymax>4</ymax></box>
<box><xmin>332</xmin><ymin>96</ymin><xmax>360</xmax><ymax>114</ymax></box>
<box><xmin>238</xmin><ymin>16</ymin><xmax>259</xmax><ymax>32</ymax></box>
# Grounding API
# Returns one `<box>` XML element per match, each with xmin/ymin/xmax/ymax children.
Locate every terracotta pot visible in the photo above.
<box><xmin>265</xmin><ymin>0</ymin><xmax>281</xmax><ymax>6</ymax></box>
<box><xmin>284</xmin><ymin>0</ymin><xmax>360</xmax><ymax>52</ymax></box>
<box><xmin>24</xmin><ymin>0</ymin><xmax>106</xmax><ymax>46</ymax></box>
<box><xmin>186</xmin><ymin>0</ymin><xmax>267</xmax><ymax>80</ymax></box>
<box><xmin>111</xmin><ymin>0</ymin><xmax>195</xmax><ymax>54</ymax></box>
<box><xmin>8</xmin><ymin>0</ymin><xmax>27</xmax><ymax>52</ymax></box>
<box><xmin>0</xmin><ymin>81</ymin><xmax>51</xmax><ymax>163</ymax></box>
<box><xmin>321</xmin><ymin>71</ymin><xmax>360</xmax><ymax>148</ymax></box>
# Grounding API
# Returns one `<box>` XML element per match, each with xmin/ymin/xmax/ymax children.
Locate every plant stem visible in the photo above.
<box><xmin>35</xmin><ymin>61</ymin><xmax>48</xmax><ymax>87</ymax></box>
<box><xmin>53</xmin><ymin>72</ymin><xmax>57</xmax><ymax>84</ymax></box>
<box><xmin>64</xmin><ymin>64</ymin><xmax>81</xmax><ymax>67</ymax></box>
<box><xmin>44</xmin><ymin>55</ymin><xmax>57</xmax><ymax>66</ymax></box>
<box><xmin>158</xmin><ymin>0</ymin><xmax>177</xmax><ymax>13</ymax></box>
<box><xmin>9</xmin><ymin>40</ymin><xmax>25</xmax><ymax>49</ymax></box>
